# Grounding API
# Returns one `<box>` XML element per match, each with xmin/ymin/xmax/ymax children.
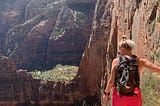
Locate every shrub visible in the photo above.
<box><xmin>30</xmin><ymin>64</ymin><xmax>78</xmax><ymax>81</ymax></box>
<box><xmin>141</xmin><ymin>70</ymin><xmax>160</xmax><ymax>106</ymax></box>
<box><xmin>157</xmin><ymin>16</ymin><xmax>160</xmax><ymax>23</ymax></box>
<box><xmin>52</xmin><ymin>27</ymin><xmax>64</xmax><ymax>36</ymax></box>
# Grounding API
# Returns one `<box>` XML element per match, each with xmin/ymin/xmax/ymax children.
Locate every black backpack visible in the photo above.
<box><xmin>115</xmin><ymin>55</ymin><xmax>140</xmax><ymax>96</ymax></box>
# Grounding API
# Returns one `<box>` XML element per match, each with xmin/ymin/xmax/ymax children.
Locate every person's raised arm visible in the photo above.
<box><xmin>139</xmin><ymin>58</ymin><xmax>160</xmax><ymax>73</ymax></box>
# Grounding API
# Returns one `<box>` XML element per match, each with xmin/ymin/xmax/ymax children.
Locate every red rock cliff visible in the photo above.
<box><xmin>78</xmin><ymin>0</ymin><xmax>160</xmax><ymax>105</ymax></box>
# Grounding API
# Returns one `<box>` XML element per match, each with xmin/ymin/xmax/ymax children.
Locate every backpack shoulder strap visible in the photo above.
<box><xmin>117</xmin><ymin>55</ymin><xmax>128</xmax><ymax>69</ymax></box>
<box><xmin>129</xmin><ymin>55</ymin><xmax>139</xmax><ymax>67</ymax></box>
<box><xmin>117</xmin><ymin>55</ymin><xmax>138</xmax><ymax>68</ymax></box>
<box><xmin>119</xmin><ymin>55</ymin><xmax>123</xmax><ymax>63</ymax></box>
<box><xmin>119</xmin><ymin>55</ymin><xmax>130</xmax><ymax>63</ymax></box>
<box><xmin>130</xmin><ymin>55</ymin><xmax>137</xmax><ymax>60</ymax></box>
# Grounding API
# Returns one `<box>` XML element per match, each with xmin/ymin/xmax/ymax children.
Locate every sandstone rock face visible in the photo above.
<box><xmin>6</xmin><ymin>10</ymin><xmax>59</xmax><ymax>70</ymax></box>
<box><xmin>0</xmin><ymin>55</ymin><xmax>85</xmax><ymax>106</ymax></box>
<box><xmin>110</xmin><ymin>0</ymin><xmax>160</xmax><ymax>59</ymax></box>
<box><xmin>45</xmin><ymin>6</ymin><xmax>93</xmax><ymax>69</ymax></box>
<box><xmin>77</xmin><ymin>0</ymin><xmax>117</xmax><ymax>105</ymax></box>
<box><xmin>4</xmin><ymin>0</ymin><xmax>95</xmax><ymax>70</ymax></box>
<box><xmin>0</xmin><ymin>55</ymin><xmax>32</xmax><ymax>105</ymax></box>
<box><xmin>0</xmin><ymin>0</ymin><xmax>30</xmax><ymax>54</ymax></box>
<box><xmin>25</xmin><ymin>0</ymin><xmax>58</xmax><ymax>21</ymax></box>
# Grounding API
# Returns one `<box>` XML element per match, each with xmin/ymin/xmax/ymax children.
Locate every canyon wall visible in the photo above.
<box><xmin>2</xmin><ymin>0</ymin><xmax>96</xmax><ymax>70</ymax></box>
<box><xmin>0</xmin><ymin>55</ymin><xmax>85</xmax><ymax>106</ymax></box>
<box><xmin>0</xmin><ymin>0</ymin><xmax>160</xmax><ymax>106</ymax></box>
<box><xmin>77</xmin><ymin>0</ymin><xmax>160</xmax><ymax>105</ymax></box>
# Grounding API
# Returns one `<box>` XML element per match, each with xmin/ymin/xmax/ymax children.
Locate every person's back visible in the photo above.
<box><xmin>112</xmin><ymin>55</ymin><xmax>142</xmax><ymax>106</ymax></box>
<box><xmin>115</xmin><ymin>55</ymin><xmax>140</xmax><ymax>96</ymax></box>
<box><xmin>103</xmin><ymin>36</ymin><xmax>160</xmax><ymax>106</ymax></box>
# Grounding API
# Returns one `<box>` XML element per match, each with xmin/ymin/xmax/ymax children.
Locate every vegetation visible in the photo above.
<box><xmin>76</xmin><ymin>12</ymin><xmax>85</xmax><ymax>19</ymax></box>
<box><xmin>52</xmin><ymin>27</ymin><xmax>64</xmax><ymax>36</ymax></box>
<box><xmin>151</xmin><ymin>22</ymin><xmax>155</xmax><ymax>33</ymax></box>
<box><xmin>30</xmin><ymin>64</ymin><xmax>78</xmax><ymax>81</ymax></box>
<box><xmin>157</xmin><ymin>16</ymin><xmax>160</xmax><ymax>23</ymax></box>
<box><xmin>141</xmin><ymin>70</ymin><xmax>160</xmax><ymax>106</ymax></box>
<box><xmin>155</xmin><ymin>50</ymin><xmax>160</xmax><ymax>58</ymax></box>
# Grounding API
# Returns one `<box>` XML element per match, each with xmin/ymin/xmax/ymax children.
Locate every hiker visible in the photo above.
<box><xmin>103</xmin><ymin>36</ymin><xmax>160</xmax><ymax>106</ymax></box>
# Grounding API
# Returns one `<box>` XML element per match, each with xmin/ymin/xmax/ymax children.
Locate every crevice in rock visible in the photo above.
<box><xmin>147</xmin><ymin>2</ymin><xmax>159</xmax><ymax>24</ymax></box>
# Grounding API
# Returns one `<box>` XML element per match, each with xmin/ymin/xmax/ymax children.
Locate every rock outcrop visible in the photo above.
<box><xmin>0</xmin><ymin>54</ymin><xmax>84</xmax><ymax>106</ymax></box>
<box><xmin>0</xmin><ymin>0</ymin><xmax>31</xmax><ymax>54</ymax></box>
<box><xmin>4</xmin><ymin>0</ymin><xmax>96</xmax><ymax>70</ymax></box>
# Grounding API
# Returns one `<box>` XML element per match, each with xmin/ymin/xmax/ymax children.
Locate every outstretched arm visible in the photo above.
<box><xmin>139</xmin><ymin>58</ymin><xmax>160</xmax><ymax>73</ymax></box>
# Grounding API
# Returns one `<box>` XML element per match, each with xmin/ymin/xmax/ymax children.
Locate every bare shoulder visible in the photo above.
<box><xmin>136</xmin><ymin>57</ymin><xmax>149</xmax><ymax>72</ymax></box>
<box><xmin>137</xmin><ymin>57</ymin><xmax>148</xmax><ymax>67</ymax></box>
<box><xmin>137</xmin><ymin>57</ymin><xmax>156</xmax><ymax>69</ymax></box>
<box><xmin>112</xmin><ymin>58</ymin><xmax>119</xmax><ymax>66</ymax></box>
<box><xmin>137</xmin><ymin>57</ymin><xmax>160</xmax><ymax>73</ymax></box>
<box><xmin>137</xmin><ymin>57</ymin><xmax>147</xmax><ymax>63</ymax></box>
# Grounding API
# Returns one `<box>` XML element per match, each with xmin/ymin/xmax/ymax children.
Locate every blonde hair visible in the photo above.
<box><xmin>118</xmin><ymin>39</ymin><xmax>135</xmax><ymax>51</ymax></box>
